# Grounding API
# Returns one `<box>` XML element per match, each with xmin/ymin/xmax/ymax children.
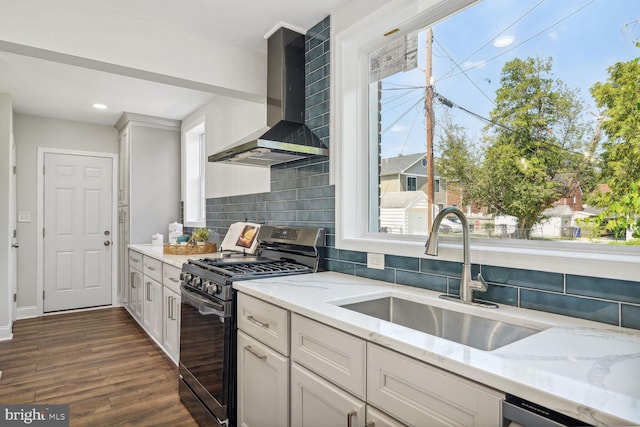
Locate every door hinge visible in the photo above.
<box><xmin>13</xmin><ymin>165</ymin><xmax>16</xmax><ymax>175</ymax></box>
<box><xmin>13</xmin><ymin>229</ymin><xmax>16</xmax><ymax>238</ymax></box>
<box><xmin>43</xmin><ymin>290</ymin><xmax>45</xmax><ymax>300</ymax></box>
<box><xmin>13</xmin><ymin>293</ymin><xmax>17</xmax><ymax>303</ymax></box>
<box><xmin>43</xmin><ymin>228</ymin><xmax>45</xmax><ymax>238</ymax></box>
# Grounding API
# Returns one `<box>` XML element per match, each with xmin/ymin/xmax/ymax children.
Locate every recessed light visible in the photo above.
<box><xmin>92</xmin><ymin>103</ymin><xmax>108</xmax><ymax>110</ymax></box>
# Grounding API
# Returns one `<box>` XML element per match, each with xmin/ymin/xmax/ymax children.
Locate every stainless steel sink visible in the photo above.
<box><xmin>339</xmin><ymin>296</ymin><xmax>545</xmax><ymax>351</ymax></box>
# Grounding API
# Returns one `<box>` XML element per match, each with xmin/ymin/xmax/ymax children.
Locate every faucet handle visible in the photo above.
<box><xmin>469</xmin><ymin>273</ymin><xmax>488</xmax><ymax>293</ymax></box>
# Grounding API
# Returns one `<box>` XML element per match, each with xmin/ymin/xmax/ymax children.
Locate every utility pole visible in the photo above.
<box><xmin>426</xmin><ymin>27</ymin><xmax>435</xmax><ymax>232</ymax></box>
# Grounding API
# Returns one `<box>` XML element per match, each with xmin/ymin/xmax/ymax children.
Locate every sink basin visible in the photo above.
<box><xmin>339</xmin><ymin>296</ymin><xmax>545</xmax><ymax>351</ymax></box>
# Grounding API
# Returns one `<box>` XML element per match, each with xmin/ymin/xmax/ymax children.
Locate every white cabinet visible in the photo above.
<box><xmin>367</xmin><ymin>343</ymin><xmax>503</xmax><ymax>427</ymax></box>
<box><xmin>143</xmin><ymin>275</ymin><xmax>163</xmax><ymax>344</ymax></box>
<box><xmin>127</xmin><ymin>249</ymin><xmax>182</xmax><ymax>365</ymax></box>
<box><xmin>291</xmin><ymin>313</ymin><xmax>366</xmax><ymax>399</ymax></box>
<box><xmin>237</xmin><ymin>331</ymin><xmax>289</xmax><ymax>427</ymax></box>
<box><xmin>162</xmin><ymin>264</ymin><xmax>181</xmax><ymax>364</ymax></box>
<box><xmin>116</xmin><ymin>113</ymin><xmax>180</xmax><ymax>306</ymax></box>
<box><xmin>127</xmin><ymin>250</ymin><xmax>143</xmax><ymax>323</ymax></box>
<box><xmin>237</xmin><ymin>293</ymin><xmax>290</xmax><ymax>427</ymax></box>
<box><xmin>291</xmin><ymin>362</ymin><xmax>365</xmax><ymax>427</ymax></box>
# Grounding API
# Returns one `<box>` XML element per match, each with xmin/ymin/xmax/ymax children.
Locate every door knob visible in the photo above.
<box><xmin>11</xmin><ymin>243</ymin><xmax>19</xmax><ymax>248</ymax></box>
<box><xmin>104</xmin><ymin>240</ymin><xmax>111</xmax><ymax>246</ymax></box>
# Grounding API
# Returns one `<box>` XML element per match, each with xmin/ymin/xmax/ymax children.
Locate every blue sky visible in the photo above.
<box><xmin>379</xmin><ymin>0</ymin><xmax>639</xmax><ymax>159</ymax></box>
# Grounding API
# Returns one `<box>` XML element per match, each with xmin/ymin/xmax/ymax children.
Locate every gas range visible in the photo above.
<box><xmin>180</xmin><ymin>225</ymin><xmax>324</xmax><ymax>302</ymax></box>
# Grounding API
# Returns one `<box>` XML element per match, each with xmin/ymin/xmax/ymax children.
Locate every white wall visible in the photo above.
<box><xmin>182</xmin><ymin>95</ymin><xmax>271</xmax><ymax>199</ymax></box>
<box><xmin>0</xmin><ymin>93</ymin><xmax>12</xmax><ymax>339</ymax></box>
<box><xmin>0</xmin><ymin>0</ymin><xmax>265</xmax><ymax>101</ymax></box>
<box><xmin>13</xmin><ymin>114</ymin><xmax>118</xmax><ymax>316</ymax></box>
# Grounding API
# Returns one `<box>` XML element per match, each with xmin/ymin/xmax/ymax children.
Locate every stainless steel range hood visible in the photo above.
<box><xmin>208</xmin><ymin>27</ymin><xmax>329</xmax><ymax>167</ymax></box>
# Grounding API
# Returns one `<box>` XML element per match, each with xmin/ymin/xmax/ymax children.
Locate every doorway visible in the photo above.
<box><xmin>40</xmin><ymin>150</ymin><xmax>116</xmax><ymax>312</ymax></box>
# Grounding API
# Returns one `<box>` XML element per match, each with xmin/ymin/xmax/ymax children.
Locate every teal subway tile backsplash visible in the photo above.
<box><xmin>481</xmin><ymin>265</ymin><xmax>564</xmax><ymax>292</ymax></box>
<box><xmin>622</xmin><ymin>305</ymin><xmax>640</xmax><ymax>329</ymax></box>
<box><xmin>520</xmin><ymin>290</ymin><xmax>620</xmax><ymax>325</ymax></box>
<box><xmin>199</xmin><ymin>14</ymin><xmax>640</xmax><ymax>332</ymax></box>
<box><xmin>567</xmin><ymin>274</ymin><xmax>640</xmax><ymax>304</ymax></box>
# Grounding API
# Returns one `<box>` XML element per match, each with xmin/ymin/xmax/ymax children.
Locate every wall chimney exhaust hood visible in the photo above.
<box><xmin>208</xmin><ymin>27</ymin><xmax>329</xmax><ymax>167</ymax></box>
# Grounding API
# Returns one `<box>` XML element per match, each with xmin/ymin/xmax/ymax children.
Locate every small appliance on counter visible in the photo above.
<box><xmin>168</xmin><ymin>221</ymin><xmax>183</xmax><ymax>244</ymax></box>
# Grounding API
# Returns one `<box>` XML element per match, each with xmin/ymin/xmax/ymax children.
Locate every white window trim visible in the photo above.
<box><xmin>181</xmin><ymin>116</ymin><xmax>206</xmax><ymax>228</ymax></box>
<box><xmin>332</xmin><ymin>0</ymin><xmax>640</xmax><ymax>281</ymax></box>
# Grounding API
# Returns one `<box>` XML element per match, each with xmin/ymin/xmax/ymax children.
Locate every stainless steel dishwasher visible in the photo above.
<box><xmin>503</xmin><ymin>395</ymin><xmax>592</xmax><ymax>427</ymax></box>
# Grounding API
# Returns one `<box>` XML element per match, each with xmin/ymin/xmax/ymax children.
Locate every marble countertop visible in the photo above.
<box><xmin>128</xmin><ymin>244</ymin><xmax>220</xmax><ymax>268</ymax></box>
<box><xmin>233</xmin><ymin>271</ymin><xmax>640</xmax><ymax>426</ymax></box>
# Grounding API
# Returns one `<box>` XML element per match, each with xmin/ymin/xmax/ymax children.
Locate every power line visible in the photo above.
<box><xmin>432</xmin><ymin>36</ymin><xmax>495</xmax><ymax>105</ymax></box>
<box><xmin>456</xmin><ymin>0</ymin><xmax>597</xmax><ymax>76</ymax></box>
<box><xmin>438</xmin><ymin>0</ymin><xmax>546</xmax><ymax>82</ymax></box>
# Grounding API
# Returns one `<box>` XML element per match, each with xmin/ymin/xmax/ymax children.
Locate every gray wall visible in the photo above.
<box><xmin>13</xmin><ymin>114</ymin><xmax>118</xmax><ymax>313</ymax></box>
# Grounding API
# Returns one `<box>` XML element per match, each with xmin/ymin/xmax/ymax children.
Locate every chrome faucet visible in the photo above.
<box><xmin>425</xmin><ymin>207</ymin><xmax>497</xmax><ymax>308</ymax></box>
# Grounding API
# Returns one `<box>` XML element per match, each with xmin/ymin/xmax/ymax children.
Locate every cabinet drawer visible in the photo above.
<box><xmin>143</xmin><ymin>256</ymin><xmax>162</xmax><ymax>282</ymax></box>
<box><xmin>367</xmin><ymin>343</ymin><xmax>503</xmax><ymax>427</ymax></box>
<box><xmin>237</xmin><ymin>293</ymin><xmax>289</xmax><ymax>356</ymax></box>
<box><xmin>162</xmin><ymin>263</ymin><xmax>181</xmax><ymax>293</ymax></box>
<box><xmin>291</xmin><ymin>313</ymin><xmax>366</xmax><ymax>399</ymax></box>
<box><xmin>129</xmin><ymin>250</ymin><xmax>143</xmax><ymax>271</ymax></box>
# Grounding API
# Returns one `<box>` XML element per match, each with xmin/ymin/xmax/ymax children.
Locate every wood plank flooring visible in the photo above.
<box><xmin>0</xmin><ymin>307</ymin><xmax>199</xmax><ymax>427</ymax></box>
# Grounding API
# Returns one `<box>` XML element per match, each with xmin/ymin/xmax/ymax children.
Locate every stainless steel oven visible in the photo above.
<box><xmin>178</xmin><ymin>225</ymin><xmax>324</xmax><ymax>427</ymax></box>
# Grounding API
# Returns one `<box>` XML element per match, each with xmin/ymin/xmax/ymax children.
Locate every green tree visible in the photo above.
<box><xmin>587</xmin><ymin>57</ymin><xmax>640</xmax><ymax>239</ymax></box>
<box><xmin>439</xmin><ymin>57</ymin><xmax>592</xmax><ymax>238</ymax></box>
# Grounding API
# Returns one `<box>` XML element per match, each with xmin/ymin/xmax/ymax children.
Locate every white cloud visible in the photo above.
<box><xmin>493</xmin><ymin>35</ymin><xmax>514</xmax><ymax>47</ymax></box>
<box><xmin>548</xmin><ymin>31</ymin><xmax>559</xmax><ymax>41</ymax></box>
<box><xmin>390</xmin><ymin>124</ymin><xmax>408</xmax><ymax>133</ymax></box>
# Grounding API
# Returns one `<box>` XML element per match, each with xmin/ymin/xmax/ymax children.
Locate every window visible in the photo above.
<box><xmin>182</xmin><ymin>119</ymin><xmax>206</xmax><ymax>227</ymax></box>
<box><xmin>334</xmin><ymin>0</ymin><xmax>640</xmax><ymax>280</ymax></box>
<box><xmin>407</xmin><ymin>176</ymin><xmax>417</xmax><ymax>191</ymax></box>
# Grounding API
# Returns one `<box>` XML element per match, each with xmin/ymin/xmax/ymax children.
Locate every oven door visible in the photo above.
<box><xmin>179</xmin><ymin>285</ymin><xmax>234</xmax><ymax>424</ymax></box>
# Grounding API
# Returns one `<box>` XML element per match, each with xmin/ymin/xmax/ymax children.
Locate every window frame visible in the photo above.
<box><xmin>406</xmin><ymin>176</ymin><xmax>417</xmax><ymax>192</ymax></box>
<box><xmin>331</xmin><ymin>0</ymin><xmax>640</xmax><ymax>281</ymax></box>
<box><xmin>181</xmin><ymin>117</ymin><xmax>206</xmax><ymax>228</ymax></box>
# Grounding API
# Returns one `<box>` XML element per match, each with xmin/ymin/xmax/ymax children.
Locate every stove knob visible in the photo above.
<box><xmin>180</xmin><ymin>272</ymin><xmax>190</xmax><ymax>282</ymax></box>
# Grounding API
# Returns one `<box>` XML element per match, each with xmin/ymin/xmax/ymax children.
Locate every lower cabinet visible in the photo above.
<box><xmin>143</xmin><ymin>276</ymin><xmax>163</xmax><ymax>343</ymax></box>
<box><xmin>237</xmin><ymin>330</ymin><xmax>289</xmax><ymax>427</ymax></box>
<box><xmin>367</xmin><ymin>343</ymin><xmax>503</xmax><ymax>427</ymax></box>
<box><xmin>236</xmin><ymin>292</ymin><xmax>504</xmax><ymax>427</ymax></box>
<box><xmin>128</xmin><ymin>267</ymin><xmax>143</xmax><ymax>323</ymax></box>
<box><xmin>125</xmin><ymin>249</ymin><xmax>181</xmax><ymax>364</ymax></box>
<box><xmin>291</xmin><ymin>362</ymin><xmax>365</xmax><ymax>427</ymax></box>
<box><xmin>162</xmin><ymin>285</ymin><xmax>180</xmax><ymax>363</ymax></box>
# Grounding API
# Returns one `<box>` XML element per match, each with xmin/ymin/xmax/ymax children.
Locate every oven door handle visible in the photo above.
<box><xmin>180</xmin><ymin>285</ymin><xmax>226</xmax><ymax>316</ymax></box>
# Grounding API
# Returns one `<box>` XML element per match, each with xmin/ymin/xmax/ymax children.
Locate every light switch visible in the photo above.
<box><xmin>18</xmin><ymin>211</ymin><xmax>31</xmax><ymax>223</ymax></box>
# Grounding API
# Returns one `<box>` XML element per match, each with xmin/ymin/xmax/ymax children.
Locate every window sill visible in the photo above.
<box><xmin>336</xmin><ymin>233</ymin><xmax>640</xmax><ymax>281</ymax></box>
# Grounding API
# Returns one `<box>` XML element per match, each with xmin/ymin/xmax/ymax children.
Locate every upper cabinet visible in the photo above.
<box><xmin>115</xmin><ymin>113</ymin><xmax>181</xmax><ymax>244</ymax></box>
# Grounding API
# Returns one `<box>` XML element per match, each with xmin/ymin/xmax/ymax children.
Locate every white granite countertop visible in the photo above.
<box><xmin>128</xmin><ymin>244</ymin><xmax>220</xmax><ymax>268</ymax></box>
<box><xmin>233</xmin><ymin>271</ymin><xmax>640</xmax><ymax>427</ymax></box>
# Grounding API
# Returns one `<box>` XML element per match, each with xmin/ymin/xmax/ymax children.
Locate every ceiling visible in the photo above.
<box><xmin>0</xmin><ymin>0</ymin><xmax>348</xmax><ymax>126</ymax></box>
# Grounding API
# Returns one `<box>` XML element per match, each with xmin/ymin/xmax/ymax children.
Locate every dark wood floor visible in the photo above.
<box><xmin>0</xmin><ymin>307</ymin><xmax>199</xmax><ymax>427</ymax></box>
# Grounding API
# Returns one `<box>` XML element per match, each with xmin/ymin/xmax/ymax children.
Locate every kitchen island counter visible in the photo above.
<box><xmin>234</xmin><ymin>271</ymin><xmax>640</xmax><ymax>426</ymax></box>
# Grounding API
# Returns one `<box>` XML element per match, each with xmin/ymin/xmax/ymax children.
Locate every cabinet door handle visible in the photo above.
<box><xmin>167</xmin><ymin>295</ymin><xmax>172</xmax><ymax>319</ymax></box>
<box><xmin>171</xmin><ymin>296</ymin><xmax>177</xmax><ymax>320</ymax></box>
<box><xmin>347</xmin><ymin>410</ymin><xmax>357</xmax><ymax>427</ymax></box>
<box><xmin>130</xmin><ymin>272</ymin><xmax>136</xmax><ymax>288</ymax></box>
<box><xmin>169</xmin><ymin>277</ymin><xmax>179</xmax><ymax>283</ymax></box>
<box><xmin>247</xmin><ymin>315</ymin><xmax>269</xmax><ymax>329</ymax></box>
<box><xmin>245</xmin><ymin>345</ymin><xmax>267</xmax><ymax>360</ymax></box>
<box><xmin>146</xmin><ymin>282</ymin><xmax>153</xmax><ymax>301</ymax></box>
<box><xmin>147</xmin><ymin>266</ymin><xmax>156</xmax><ymax>271</ymax></box>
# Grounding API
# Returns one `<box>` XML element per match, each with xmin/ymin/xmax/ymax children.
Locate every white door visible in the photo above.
<box><xmin>43</xmin><ymin>152</ymin><xmax>113</xmax><ymax>312</ymax></box>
